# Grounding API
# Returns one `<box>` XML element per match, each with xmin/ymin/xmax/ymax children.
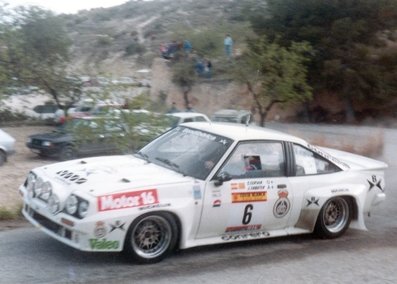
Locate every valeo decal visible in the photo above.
<box><xmin>89</xmin><ymin>238</ymin><xmax>119</xmax><ymax>250</ymax></box>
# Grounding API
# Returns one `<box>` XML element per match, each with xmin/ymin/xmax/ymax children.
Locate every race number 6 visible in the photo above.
<box><xmin>242</xmin><ymin>204</ymin><xmax>253</xmax><ymax>225</ymax></box>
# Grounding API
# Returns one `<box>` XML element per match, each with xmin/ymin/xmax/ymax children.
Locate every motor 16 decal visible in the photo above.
<box><xmin>98</xmin><ymin>189</ymin><xmax>159</xmax><ymax>211</ymax></box>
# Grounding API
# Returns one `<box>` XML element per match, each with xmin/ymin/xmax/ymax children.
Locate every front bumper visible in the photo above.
<box><xmin>26</xmin><ymin>142</ymin><xmax>61</xmax><ymax>157</ymax></box>
<box><xmin>20</xmin><ymin>185</ymin><xmax>125</xmax><ymax>252</ymax></box>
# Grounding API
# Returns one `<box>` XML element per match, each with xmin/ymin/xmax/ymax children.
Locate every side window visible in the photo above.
<box><xmin>219</xmin><ymin>141</ymin><xmax>285</xmax><ymax>179</ymax></box>
<box><xmin>195</xmin><ymin>116</ymin><xmax>207</xmax><ymax>122</ymax></box>
<box><xmin>293</xmin><ymin>144</ymin><xmax>340</xmax><ymax>176</ymax></box>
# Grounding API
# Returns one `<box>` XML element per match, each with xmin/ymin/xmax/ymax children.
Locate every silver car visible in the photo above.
<box><xmin>0</xmin><ymin>129</ymin><xmax>16</xmax><ymax>166</ymax></box>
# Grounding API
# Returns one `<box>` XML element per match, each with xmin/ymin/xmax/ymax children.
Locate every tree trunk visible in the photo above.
<box><xmin>344</xmin><ymin>97</ymin><xmax>356</xmax><ymax>123</ymax></box>
<box><xmin>182</xmin><ymin>85</ymin><xmax>191</xmax><ymax>109</ymax></box>
<box><xmin>259</xmin><ymin>111</ymin><xmax>267</xmax><ymax>127</ymax></box>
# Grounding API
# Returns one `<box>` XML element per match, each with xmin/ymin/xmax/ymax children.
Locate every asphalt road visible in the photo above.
<box><xmin>1</xmin><ymin>126</ymin><xmax>396</xmax><ymax>284</ymax></box>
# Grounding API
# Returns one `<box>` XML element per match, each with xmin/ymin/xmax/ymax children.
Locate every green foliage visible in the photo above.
<box><xmin>96</xmin><ymin>35</ymin><xmax>113</xmax><ymax>46</ymax></box>
<box><xmin>0</xmin><ymin>206</ymin><xmax>21</xmax><ymax>220</ymax></box>
<box><xmin>125</xmin><ymin>42</ymin><xmax>146</xmax><ymax>56</ymax></box>
<box><xmin>0</xmin><ymin>6</ymin><xmax>83</xmax><ymax>109</ymax></box>
<box><xmin>246</xmin><ymin>0</ymin><xmax>397</xmax><ymax>114</ymax></box>
<box><xmin>69</xmin><ymin>94</ymin><xmax>171</xmax><ymax>153</ymax></box>
<box><xmin>234</xmin><ymin>36</ymin><xmax>313</xmax><ymax>126</ymax></box>
<box><xmin>171</xmin><ymin>22</ymin><xmax>254</xmax><ymax>58</ymax></box>
<box><xmin>0</xmin><ymin>109</ymin><xmax>29</xmax><ymax>123</ymax></box>
<box><xmin>171</xmin><ymin>60</ymin><xmax>196</xmax><ymax>89</ymax></box>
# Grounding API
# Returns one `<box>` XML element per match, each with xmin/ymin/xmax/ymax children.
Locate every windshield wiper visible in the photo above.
<box><xmin>155</xmin><ymin>157</ymin><xmax>185</xmax><ymax>175</ymax></box>
<box><xmin>135</xmin><ymin>151</ymin><xmax>150</xmax><ymax>162</ymax></box>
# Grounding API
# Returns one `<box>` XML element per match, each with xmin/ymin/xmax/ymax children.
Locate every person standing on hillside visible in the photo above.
<box><xmin>224</xmin><ymin>34</ymin><xmax>233</xmax><ymax>59</ymax></box>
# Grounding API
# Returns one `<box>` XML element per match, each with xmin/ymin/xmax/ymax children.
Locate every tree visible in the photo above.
<box><xmin>171</xmin><ymin>59</ymin><xmax>196</xmax><ymax>109</ymax></box>
<box><xmin>247</xmin><ymin>0</ymin><xmax>397</xmax><ymax>122</ymax></box>
<box><xmin>0</xmin><ymin>6</ymin><xmax>83</xmax><ymax>111</ymax></box>
<box><xmin>234</xmin><ymin>37</ymin><xmax>312</xmax><ymax>126</ymax></box>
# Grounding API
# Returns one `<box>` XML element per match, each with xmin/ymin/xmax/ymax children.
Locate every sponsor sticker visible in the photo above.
<box><xmin>232</xmin><ymin>191</ymin><xmax>267</xmax><ymax>203</ymax></box>
<box><xmin>225</xmin><ymin>224</ymin><xmax>261</xmax><ymax>232</ymax></box>
<box><xmin>213</xmin><ymin>199</ymin><xmax>221</xmax><ymax>207</ymax></box>
<box><xmin>97</xmin><ymin>189</ymin><xmax>159</xmax><ymax>211</ymax></box>
<box><xmin>273</xmin><ymin>190</ymin><xmax>290</xmax><ymax>218</ymax></box>
<box><xmin>89</xmin><ymin>238</ymin><xmax>119</xmax><ymax>250</ymax></box>
<box><xmin>231</xmin><ymin>182</ymin><xmax>246</xmax><ymax>190</ymax></box>
<box><xmin>139</xmin><ymin>203</ymin><xmax>171</xmax><ymax>211</ymax></box>
<box><xmin>193</xmin><ymin>183</ymin><xmax>202</xmax><ymax>200</ymax></box>
<box><xmin>221</xmin><ymin>231</ymin><xmax>270</xmax><ymax>241</ymax></box>
<box><xmin>306</xmin><ymin>197</ymin><xmax>320</xmax><ymax>207</ymax></box>
<box><xmin>94</xmin><ymin>221</ymin><xmax>107</xmax><ymax>238</ymax></box>
<box><xmin>109</xmin><ymin>221</ymin><xmax>125</xmax><ymax>233</ymax></box>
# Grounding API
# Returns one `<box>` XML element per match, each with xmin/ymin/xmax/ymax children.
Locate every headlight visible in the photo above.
<box><xmin>48</xmin><ymin>194</ymin><xmax>60</xmax><ymax>214</ymax></box>
<box><xmin>78</xmin><ymin>200</ymin><xmax>89</xmax><ymax>218</ymax></box>
<box><xmin>65</xmin><ymin>195</ymin><xmax>78</xmax><ymax>215</ymax></box>
<box><xmin>64</xmin><ymin>195</ymin><xmax>89</xmax><ymax>219</ymax></box>
<box><xmin>27</xmin><ymin>138</ymin><xmax>32</xmax><ymax>144</ymax></box>
<box><xmin>39</xmin><ymin>182</ymin><xmax>52</xmax><ymax>201</ymax></box>
<box><xmin>42</xmin><ymin>141</ymin><xmax>52</xmax><ymax>147</ymax></box>
<box><xmin>34</xmin><ymin>177</ymin><xmax>43</xmax><ymax>197</ymax></box>
<box><xmin>26</xmin><ymin>173</ymin><xmax>36</xmax><ymax>198</ymax></box>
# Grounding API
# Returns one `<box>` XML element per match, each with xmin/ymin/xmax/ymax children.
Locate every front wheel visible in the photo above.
<box><xmin>59</xmin><ymin>145</ymin><xmax>76</xmax><ymax>161</ymax></box>
<box><xmin>123</xmin><ymin>212</ymin><xmax>178</xmax><ymax>264</ymax></box>
<box><xmin>315</xmin><ymin>197</ymin><xmax>352</xmax><ymax>239</ymax></box>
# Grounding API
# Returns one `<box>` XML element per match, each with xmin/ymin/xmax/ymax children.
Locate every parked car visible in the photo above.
<box><xmin>26</xmin><ymin>117</ymin><xmax>126</xmax><ymax>160</ymax></box>
<box><xmin>33</xmin><ymin>104</ymin><xmax>64</xmax><ymax>123</ymax></box>
<box><xmin>166</xmin><ymin>112</ymin><xmax>211</xmax><ymax>127</ymax></box>
<box><xmin>0</xmin><ymin>129</ymin><xmax>16</xmax><ymax>166</ymax></box>
<box><xmin>212</xmin><ymin>109</ymin><xmax>252</xmax><ymax>124</ymax></box>
<box><xmin>20</xmin><ymin>122</ymin><xmax>386</xmax><ymax>263</ymax></box>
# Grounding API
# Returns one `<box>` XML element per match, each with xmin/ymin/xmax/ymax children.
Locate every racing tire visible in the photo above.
<box><xmin>59</xmin><ymin>145</ymin><xmax>76</xmax><ymax>161</ymax></box>
<box><xmin>315</xmin><ymin>197</ymin><xmax>352</xmax><ymax>239</ymax></box>
<box><xmin>0</xmin><ymin>151</ymin><xmax>6</xmax><ymax>166</ymax></box>
<box><xmin>123</xmin><ymin>212</ymin><xmax>178</xmax><ymax>264</ymax></box>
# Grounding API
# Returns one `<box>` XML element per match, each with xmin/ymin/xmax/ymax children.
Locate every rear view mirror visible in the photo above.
<box><xmin>214</xmin><ymin>172</ymin><xmax>232</xmax><ymax>186</ymax></box>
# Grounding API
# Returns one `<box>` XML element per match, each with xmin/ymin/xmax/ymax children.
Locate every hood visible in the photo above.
<box><xmin>37</xmin><ymin>155</ymin><xmax>193</xmax><ymax>196</ymax></box>
<box><xmin>318</xmin><ymin>146</ymin><xmax>388</xmax><ymax>171</ymax></box>
<box><xmin>30</xmin><ymin>131</ymin><xmax>71</xmax><ymax>141</ymax></box>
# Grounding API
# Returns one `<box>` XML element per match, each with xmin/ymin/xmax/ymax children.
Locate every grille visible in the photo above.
<box><xmin>31</xmin><ymin>139</ymin><xmax>42</xmax><ymax>146</ymax></box>
<box><xmin>29</xmin><ymin>209</ymin><xmax>72</xmax><ymax>240</ymax></box>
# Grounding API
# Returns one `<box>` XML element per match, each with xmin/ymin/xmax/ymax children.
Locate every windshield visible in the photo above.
<box><xmin>138</xmin><ymin>126</ymin><xmax>233</xmax><ymax>180</ymax></box>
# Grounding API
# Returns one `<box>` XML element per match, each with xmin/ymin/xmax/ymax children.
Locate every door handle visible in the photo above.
<box><xmin>277</xmin><ymin>184</ymin><xmax>287</xmax><ymax>189</ymax></box>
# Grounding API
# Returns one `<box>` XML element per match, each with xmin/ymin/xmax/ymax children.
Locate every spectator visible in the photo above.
<box><xmin>186</xmin><ymin>103</ymin><xmax>195</xmax><ymax>112</ymax></box>
<box><xmin>167</xmin><ymin>102</ymin><xmax>179</xmax><ymax>113</ymax></box>
<box><xmin>194</xmin><ymin>58</ymin><xmax>205</xmax><ymax>75</ymax></box>
<box><xmin>204</xmin><ymin>59</ymin><xmax>212</xmax><ymax>78</ymax></box>
<box><xmin>224</xmin><ymin>34</ymin><xmax>233</xmax><ymax>59</ymax></box>
<box><xmin>183</xmin><ymin>39</ymin><xmax>192</xmax><ymax>54</ymax></box>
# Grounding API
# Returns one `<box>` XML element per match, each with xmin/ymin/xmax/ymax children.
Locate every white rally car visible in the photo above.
<box><xmin>19</xmin><ymin>123</ymin><xmax>387</xmax><ymax>263</ymax></box>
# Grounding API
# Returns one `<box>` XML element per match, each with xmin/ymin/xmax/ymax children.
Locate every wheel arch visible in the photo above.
<box><xmin>295</xmin><ymin>193</ymin><xmax>358</xmax><ymax>233</ymax></box>
<box><xmin>122</xmin><ymin>209</ymin><xmax>183</xmax><ymax>250</ymax></box>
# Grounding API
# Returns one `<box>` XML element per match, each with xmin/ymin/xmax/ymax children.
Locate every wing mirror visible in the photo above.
<box><xmin>214</xmin><ymin>172</ymin><xmax>232</xmax><ymax>186</ymax></box>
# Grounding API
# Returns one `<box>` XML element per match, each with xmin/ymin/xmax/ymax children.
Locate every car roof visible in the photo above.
<box><xmin>167</xmin><ymin>112</ymin><xmax>210</xmax><ymax>119</ymax></box>
<box><xmin>182</xmin><ymin>122</ymin><xmax>307</xmax><ymax>144</ymax></box>
<box><xmin>212</xmin><ymin>109</ymin><xmax>251</xmax><ymax>116</ymax></box>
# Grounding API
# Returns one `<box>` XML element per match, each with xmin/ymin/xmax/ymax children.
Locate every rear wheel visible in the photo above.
<box><xmin>315</xmin><ymin>197</ymin><xmax>352</xmax><ymax>238</ymax></box>
<box><xmin>59</xmin><ymin>145</ymin><xmax>76</xmax><ymax>161</ymax></box>
<box><xmin>124</xmin><ymin>212</ymin><xmax>178</xmax><ymax>264</ymax></box>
